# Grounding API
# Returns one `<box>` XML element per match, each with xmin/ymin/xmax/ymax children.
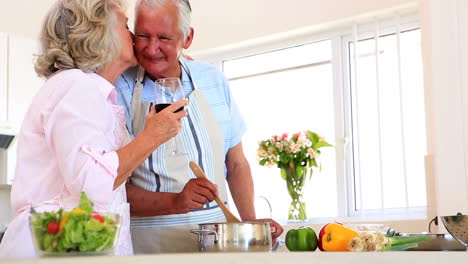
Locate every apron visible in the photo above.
<box><xmin>0</xmin><ymin>102</ymin><xmax>133</xmax><ymax>258</ymax></box>
<box><xmin>129</xmin><ymin>61</ymin><xmax>228</xmax><ymax>254</ymax></box>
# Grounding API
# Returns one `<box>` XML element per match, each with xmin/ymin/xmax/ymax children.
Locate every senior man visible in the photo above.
<box><xmin>115</xmin><ymin>0</ymin><xmax>283</xmax><ymax>253</ymax></box>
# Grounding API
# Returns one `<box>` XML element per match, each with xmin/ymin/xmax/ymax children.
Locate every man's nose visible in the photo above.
<box><xmin>145</xmin><ymin>38</ymin><xmax>160</xmax><ymax>56</ymax></box>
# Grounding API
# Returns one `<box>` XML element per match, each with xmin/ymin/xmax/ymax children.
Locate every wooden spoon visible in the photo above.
<box><xmin>189</xmin><ymin>161</ymin><xmax>242</xmax><ymax>223</ymax></box>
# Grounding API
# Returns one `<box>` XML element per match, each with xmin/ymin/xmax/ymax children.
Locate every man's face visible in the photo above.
<box><xmin>134</xmin><ymin>3</ymin><xmax>192</xmax><ymax>80</ymax></box>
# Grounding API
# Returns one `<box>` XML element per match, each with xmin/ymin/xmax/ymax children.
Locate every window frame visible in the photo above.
<box><xmin>340</xmin><ymin>17</ymin><xmax>426</xmax><ymax>221</ymax></box>
<box><xmin>198</xmin><ymin>13</ymin><xmax>426</xmax><ymax>223</ymax></box>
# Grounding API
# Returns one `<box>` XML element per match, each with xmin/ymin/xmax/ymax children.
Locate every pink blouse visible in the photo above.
<box><xmin>11</xmin><ymin>69</ymin><xmax>120</xmax><ymax>213</ymax></box>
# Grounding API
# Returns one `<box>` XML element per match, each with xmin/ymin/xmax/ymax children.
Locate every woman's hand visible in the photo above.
<box><xmin>143</xmin><ymin>99</ymin><xmax>189</xmax><ymax>145</ymax></box>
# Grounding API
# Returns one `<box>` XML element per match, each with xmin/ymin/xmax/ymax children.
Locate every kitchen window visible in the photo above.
<box><xmin>208</xmin><ymin>15</ymin><xmax>426</xmax><ymax>222</ymax></box>
<box><xmin>224</xmin><ymin>40</ymin><xmax>338</xmax><ymax>220</ymax></box>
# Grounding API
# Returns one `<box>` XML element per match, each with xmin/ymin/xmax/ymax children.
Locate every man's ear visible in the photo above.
<box><xmin>183</xmin><ymin>27</ymin><xmax>194</xmax><ymax>49</ymax></box>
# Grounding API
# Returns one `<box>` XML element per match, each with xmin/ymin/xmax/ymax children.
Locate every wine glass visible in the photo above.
<box><xmin>154</xmin><ymin>78</ymin><xmax>187</xmax><ymax>156</ymax></box>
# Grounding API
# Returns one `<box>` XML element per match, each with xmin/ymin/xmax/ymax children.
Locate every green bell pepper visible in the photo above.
<box><xmin>285</xmin><ymin>226</ymin><xmax>318</xmax><ymax>251</ymax></box>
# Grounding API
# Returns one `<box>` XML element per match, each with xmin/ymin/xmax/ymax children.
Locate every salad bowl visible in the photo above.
<box><xmin>28</xmin><ymin>193</ymin><xmax>122</xmax><ymax>257</ymax></box>
<box><xmin>29</xmin><ymin>211</ymin><xmax>121</xmax><ymax>257</ymax></box>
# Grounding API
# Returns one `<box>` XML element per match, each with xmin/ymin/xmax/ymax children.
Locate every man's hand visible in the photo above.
<box><xmin>176</xmin><ymin>178</ymin><xmax>219</xmax><ymax>213</ymax></box>
<box><xmin>253</xmin><ymin>218</ymin><xmax>284</xmax><ymax>246</ymax></box>
<box><xmin>181</xmin><ymin>53</ymin><xmax>194</xmax><ymax>61</ymax></box>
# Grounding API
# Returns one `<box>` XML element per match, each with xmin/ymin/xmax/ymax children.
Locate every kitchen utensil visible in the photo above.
<box><xmin>401</xmin><ymin>233</ymin><xmax>465</xmax><ymax>251</ymax></box>
<box><xmin>189</xmin><ymin>161</ymin><xmax>241</xmax><ymax>223</ymax></box>
<box><xmin>191</xmin><ymin>222</ymin><xmax>272</xmax><ymax>252</ymax></box>
<box><xmin>440</xmin><ymin>213</ymin><xmax>468</xmax><ymax>249</ymax></box>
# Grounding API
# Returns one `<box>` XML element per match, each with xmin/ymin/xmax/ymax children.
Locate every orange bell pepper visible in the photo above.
<box><xmin>59</xmin><ymin>213</ymin><xmax>69</xmax><ymax>231</ymax></box>
<box><xmin>58</xmin><ymin>209</ymin><xmax>88</xmax><ymax>231</ymax></box>
<box><xmin>318</xmin><ymin>223</ymin><xmax>358</xmax><ymax>251</ymax></box>
<box><xmin>71</xmin><ymin>209</ymin><xmax>87</xmax><ymax>214</ymax></box>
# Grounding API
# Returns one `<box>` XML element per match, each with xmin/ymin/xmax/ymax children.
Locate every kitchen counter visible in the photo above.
<box><xmin>1</xmin><ymin>251</ymin><xmax>467</xmax><ymax>264</ymax></box>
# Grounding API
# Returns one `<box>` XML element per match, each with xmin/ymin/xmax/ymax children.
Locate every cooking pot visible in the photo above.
<box><xmin>191</xmin><ymin>222</ymin><xmax>272</xmax><ymax>252</ymax></box>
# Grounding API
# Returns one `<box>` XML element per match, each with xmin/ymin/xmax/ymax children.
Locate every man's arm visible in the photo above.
<box><xmin>226</xmin><ymin>143</ymin><xmax>285</xmax><ymax>244</ymax></box>
<box><xmin>225</xmin><ymin>142</ymin><xmax>256</xmax><ymax>221</ymax></box>
<box><xmin>126</xmin><ymin>177</ymin><xmax>219</xmax><ymax>216</ymax></box>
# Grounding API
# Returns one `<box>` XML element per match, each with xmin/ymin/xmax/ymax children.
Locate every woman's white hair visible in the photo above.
<box><xmin>135</xmin><ymin>0</ymin><xmax>192</xmax><ymax>39</ymax></box>
<box><xmin>35</xmin><ymin>0</ymin><xmax>126</xmax><ymax>78</ymax></box>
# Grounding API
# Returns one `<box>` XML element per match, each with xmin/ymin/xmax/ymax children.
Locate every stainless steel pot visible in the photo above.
<box><xmin>191</xmin><ymin>222</ymin><xmax>272</xmax><ymax>252</ymax></box>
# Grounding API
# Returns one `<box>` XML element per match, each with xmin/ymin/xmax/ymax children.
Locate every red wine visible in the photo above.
<box><xmin>155</xmin><ymin>103</ymin><xmax>184</xmax><ymax>113</ymax></box>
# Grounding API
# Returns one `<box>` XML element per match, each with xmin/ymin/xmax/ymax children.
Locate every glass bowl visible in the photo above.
<box><xmin>29</xmin><ymin>212</ymin><xmax>121</xmax><ymax>257</ymax></box>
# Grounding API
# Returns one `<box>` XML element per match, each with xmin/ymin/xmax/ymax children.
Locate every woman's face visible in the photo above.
<box><xmin>115</xmin><ymin>7</ymin><xmax>137</xmax><ymax>68</ymax></box>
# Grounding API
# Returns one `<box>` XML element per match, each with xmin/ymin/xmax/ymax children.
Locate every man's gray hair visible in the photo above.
<box><xmin>136</xmin><ymin>0</ymin><xmax>192</xmax><ymax>39</ymax></box>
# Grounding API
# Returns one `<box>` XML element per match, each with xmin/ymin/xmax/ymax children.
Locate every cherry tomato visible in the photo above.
<box><xmin>47</xmin><ymin>221</ymin><xmax>59</xmax><ymax>235</ymax></box>
<box><xmin>91</xmin><ymin>211</ymin><xmax>105</xmax><ymax>223</ymax></box>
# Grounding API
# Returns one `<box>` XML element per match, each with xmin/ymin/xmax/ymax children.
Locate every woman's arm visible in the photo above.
<box><xmin>114</xmin><ymin>100</ymin><xmax>188</xmax><ymax>188</ymax></box>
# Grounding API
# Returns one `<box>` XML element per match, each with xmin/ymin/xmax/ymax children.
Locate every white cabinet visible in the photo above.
<box><xmin>1</xmin><ymin>34</ymin><xmax>42</xmax><ymax>128</ymax></box>
<box><xmin>0</xmin><ymin>34</ymin><xmax>7</xmax><ymax>123</ymax></box>
<box><xmin>0</xmin><ymin>138</ymin><xmax>16</xmax><ymax>185</ymax></box>
<box><xmin>0</xmin><ymin>33</ymin><xmax>42</xmax><ymax>185</ymax></box>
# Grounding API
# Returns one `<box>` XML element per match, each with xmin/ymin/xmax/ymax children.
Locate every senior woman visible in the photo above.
<box><xmin>0</xmin><ymin>0</ymin><xmax>188</xmax><ymax>259</ymax></box>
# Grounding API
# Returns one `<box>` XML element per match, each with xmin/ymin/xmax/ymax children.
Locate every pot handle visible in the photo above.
<box><xmin>190</xmin><ymin>229</ymin><xmax>219</xmax><ymax>242</ymax></box>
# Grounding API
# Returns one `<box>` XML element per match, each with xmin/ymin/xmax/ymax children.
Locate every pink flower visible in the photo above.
<box><xmin>281</xmin><ymin>133</ymin><xmax>288</xmax><ymax>140</ymax></box>
<box><xmin>318</xmin><ymin>134</ymin><xmax>326</xmax><ymax>142</ymax></box>
<box><xmin>290</xmin><ymin>143</ymin><xmax>300</xmax><ymax>153</ymax></box>
<box><xmin>308</xmin><ymin>148</ymin><xmax>318</xmax><ymax>158</ymax></box>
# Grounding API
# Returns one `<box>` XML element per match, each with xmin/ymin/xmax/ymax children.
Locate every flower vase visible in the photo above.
<box><xmin>281</xmin><ymin>165</ymin><xmax>311</xmax><ymax>221</ymax></box>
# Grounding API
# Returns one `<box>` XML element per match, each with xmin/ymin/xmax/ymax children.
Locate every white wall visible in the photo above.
<box><xmin>0</xmin><ymin>0</ymin><xmax>57</xmax><ymax>39</ymax></box>
<box><xmin>0</xmin><ymin>0</ymin><xmax>137</xmax><ymax>39</ymax></box>
<box><xmin>419</xmin><ymin>0</ymin><xmax>468</xmax><ymax>223</ymax></box>
<box><xmin>0</xmin><ymin>0</ymin><xmax>415</xmax><ymax>48</ymax></box>
<box><xmin>189</xmin><ymin>0</ymin><xmax>417</xmax><ymax>53</ymax></box>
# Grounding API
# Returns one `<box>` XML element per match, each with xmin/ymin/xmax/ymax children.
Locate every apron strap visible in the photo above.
<box><xmin>131</xmin><ymin>66</ymin><xmax>150</xmax><ymax>136</ymax></box>
<box><xmin>180</xmin><ymin>58</ymin><xmax>198</xmax><ymax>91</ymax></box>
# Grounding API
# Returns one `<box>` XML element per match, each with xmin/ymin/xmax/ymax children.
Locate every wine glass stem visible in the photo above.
<box><xmin>172</xmin><ymin>137</ymin><xmax>178</xmax><ymax>155</ymax></box>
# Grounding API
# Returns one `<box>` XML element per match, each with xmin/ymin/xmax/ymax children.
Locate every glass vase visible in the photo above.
<box><xmin>281</xmin><ymin>165</ymin><xmax>312</xmax><ymax>221</ymax></box>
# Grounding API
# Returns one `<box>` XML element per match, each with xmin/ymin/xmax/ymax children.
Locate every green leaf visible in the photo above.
<box><xmin>310</xmin><ymin>159</ymin><xmax>317</xmax><ymax>167</ymax></box>
<box><xmin>295</xmin><ymin>166</ymin><xmax>303</xmax><ymax>179</ymax></box>
<box><xmin>280</xmin><ymin>168</ymin><xmax>287</xmax><ymax>180</ymax></box>
<box><xmin>315</xmin><ymin>141</ymin><xmax>333</xmax><ymax>149</ymax></box>
<box><xmin>307</xmin><ymin>131</ymin><xmax>320</xmax><ymax>144</ymax></box>
<box><xmin>78</xmin><ymin>192</ymin><xmax>94</xmax><ymax>213</ymax></box>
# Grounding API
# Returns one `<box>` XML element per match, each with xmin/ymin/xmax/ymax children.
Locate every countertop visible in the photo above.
<box><xmin>0</xmin><ymin>251</ymin><xmax>467</xmax><ymax>264</ymax></box>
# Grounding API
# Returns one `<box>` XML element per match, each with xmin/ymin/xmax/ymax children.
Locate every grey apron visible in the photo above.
<box><xmin>129</xmin><ymin>61</ymin><xmax>228</xmax><ymax>253</ymax></box>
